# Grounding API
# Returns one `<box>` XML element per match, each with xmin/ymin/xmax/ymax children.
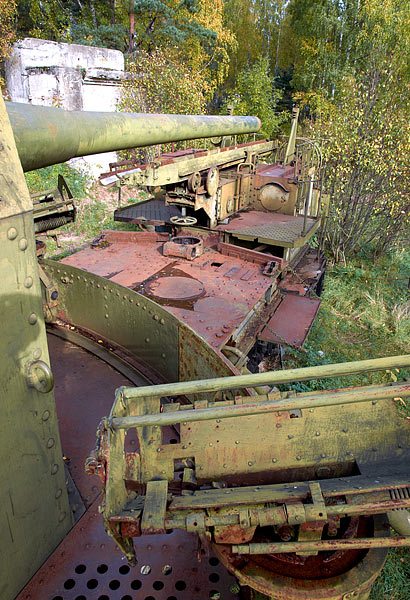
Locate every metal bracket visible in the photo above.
<box><xmin>141</xmin><ymin>479</ymin><xmax>168</xmax><ymax>534</ymax></box>
<box><xmin>308</xmin><ymin>482</ymin><xmax>327</xmax><ymax>521</ymax></box>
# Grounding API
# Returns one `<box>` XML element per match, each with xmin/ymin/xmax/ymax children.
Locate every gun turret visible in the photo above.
<box><xmin>5</xmin><ymin>102</ymin><xmax>261</xmax><ymax>172</ymax></box>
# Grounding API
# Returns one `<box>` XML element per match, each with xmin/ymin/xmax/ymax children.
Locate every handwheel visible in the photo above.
<box><xmin>170</xmin><ymin>215</ymin><xmax>198</xmax><ymax>226</ymax></box>
<box><xmin>212</xmin><ymin>515</ymin><xmax>389</xmax><ymax>600</ymax></box>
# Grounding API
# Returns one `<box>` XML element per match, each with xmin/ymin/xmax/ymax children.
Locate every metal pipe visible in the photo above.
<box><xmin>164</xmin><ymin>499</ymin><xmax>410</xmax><ymax>532</ymax></box>
<box><xmin>301</xmin><ymin>173</ymin><xmax>313</xmax><ymax>236</ymax></box>
<box><xmin>120</xmin><ymin>354</ymin><xmax>410</xmax><ymax>401</ymax></box>
<box><xmin>6</xmin><ymin>102</ymin><xmax>261</xmax><ymax>172</ymax></box>
<box><xmin>232</xmin><ymin>536</ymin><xmax>410</xmax><ymax>554</ymax></box>
<box><xmin>111</xmin><ymin>381</ymin><xmax>410</xmax><ymax>429</ymax></box>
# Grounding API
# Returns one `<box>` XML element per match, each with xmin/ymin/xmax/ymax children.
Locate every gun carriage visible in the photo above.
<box><xmin>1</xmin><ymin>97</ymin><xmax>410</xmax><ymax>600</ymax></box>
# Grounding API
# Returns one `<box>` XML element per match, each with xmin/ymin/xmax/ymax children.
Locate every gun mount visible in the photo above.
<box><xmin>32</xmin><ymin>174</ymin><xmax>76</xmax><ymax>235</ymax></box>
<box><xmin>6</xmin><ymin>101</ymin><xmax>261</xmax><ymax>172</ymax></box>
<box><xmin>89</xmin><ymin>357</ymin><xmax>410</xmax><ymax>600</ymax></box>
<box><xmin>1</xmin><ymin>96</ymin><xmax>409</xmax><ymax>600</ymax></box>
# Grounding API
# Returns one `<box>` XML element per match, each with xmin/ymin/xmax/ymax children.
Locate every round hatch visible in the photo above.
<box><xmin>145</xmin><ymin>276</ymin><xmax>205</xmax><ymax>301</ymax></box>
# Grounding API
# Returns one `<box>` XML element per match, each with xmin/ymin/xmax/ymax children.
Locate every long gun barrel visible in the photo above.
<box><xmin>6</xmin><ymin>102</ymin><xmax>261</xmax><ymax>172</ymax></box>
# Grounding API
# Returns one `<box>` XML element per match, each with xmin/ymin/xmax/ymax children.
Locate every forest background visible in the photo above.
<box><xmin>2</xmin><ymin>3</ymin><xmax>410</xmax><ymax>597</ymax></box>
<box><xmin>2</xmin><ymin>0</ymin><xmax>410</xmax><ymax>262</ymax></box>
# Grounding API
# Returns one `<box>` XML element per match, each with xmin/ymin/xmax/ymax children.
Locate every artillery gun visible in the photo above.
<box><xmin>1</xmin><ymin>97</ymin><xmax>410</xmax><ymax>600</ymax></box>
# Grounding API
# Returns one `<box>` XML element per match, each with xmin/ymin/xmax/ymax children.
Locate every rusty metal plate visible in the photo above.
<box><xmin>145</xmin><ymin>276</ymin><xmax>205</xmax><ymax>301</ymax></box>
<box><xmin>217</xmin><ymin>211</ymin><xmax>317</xmax><ymax>245</ymax></box>
<box><xmin>17</xmin><ymin>498</ymin><xmax>241</xmax><ymax>600</ymax></box>
<box><xmin>43</xmin><ymin>259</ymin><xmax>180</xmax><ymax>385</ymax></box>
<box><xmin>17</xmin><ymin>329</ymin><xmax>241</xmax><ymax>600</ymax></box>
<box><xmin>47</xmin><ymin>332</ymin><xmax>134</xmax><ymax>509</ymax></box>
<box><xmin>258</xmin><ymin>293</ymin><xmax>321</xmax><ymax>348</ymax></box>
<box><xmin>61</xmin><ymin>231</ymin><xmax>274</xmax><ymax>350</ymax></box>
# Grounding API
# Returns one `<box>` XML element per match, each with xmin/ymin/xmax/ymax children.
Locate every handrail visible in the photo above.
<box><xmin>111</xmin><ymin>381</ymin><xmax>410</xmax><ymax>429</ymax></box>
<box><xmin>119</xmin><ymin>354</ymin><xmax>410</xmax><ymax>401</ymax></box>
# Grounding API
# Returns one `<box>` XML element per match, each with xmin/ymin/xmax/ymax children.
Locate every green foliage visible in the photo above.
<box><xmin>25</xmin><ymin>163</ymin><xmax>89</xmax><ymax>198</ymax></box>
<box><xmin>282</xmin><ymin>247</ymin><xmax>410</xmax><ymax>390</ymax></box>
<box><xmin>16</xmin><ymin>0</ymin><xmax>131</xmax><ymax>51</ymax></box>
<box><xmin>289</xmin><ymin>0</ymin><xmax>362</xmax><ymax>96</ymax></box>
<box><xmin>133</xmin><ymin>0</ymin><xmax>217</xmax><ymax>51</ymax></box>
<box><xmin>70</xmin><ymin>23</ymin><xmax>128</xmax><ymax>52</ymax></box>
<box><xmin>298</xmin><ymin>1</ymin><xmax>410</xmax><ymax>261</ymax></box>
<box><xmin>120</xmin><ymin>48</ymin><xmax>207</xmax><ymax>114</ymax></box>
<box><xmin>21</xmin><ymin>0</ymin><xmax>69</xmax><ymax>41</ymax></box>
<box><xmin>370</xmin><ymin>547</ymin><xmax>410</xmax><ymax>600</ymax></box>
<box><xmin>222</xmin><ymin>57</ymin><xmax>288</xmax><ymax>138</ymax></box>
<box><xmin>0</xmin><ymin>0</ymin><xmax>16</xmax><ymax>59</ymax></box>
<box><xmin>222</xmin><ymin>0</ymin><xmax>290</xmax><ymax>94</ymax></box>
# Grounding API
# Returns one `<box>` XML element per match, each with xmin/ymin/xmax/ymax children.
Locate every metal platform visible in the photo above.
<box><xmin>17</xmin><ymin>332</ymin><xmax>240</xmax><ymax>600</ymax></box>
<box><xmin>18</xmin><ymin>497</ymin><xmax>240</xmax><ymax>600</ymax></box>
<box><xmin>217</xmin><ymin>212</ymin><xmax>319</xmax><ymax>247</ymax></box>
<box><xmin>114</xmin><ymin>199</ymin><xmax>182</xmax><ymax>224</ymax></box>
<box><xmin>61</xmin><ymin>230</ymin><xmax>275</xmax><ymax>351</ymax></box>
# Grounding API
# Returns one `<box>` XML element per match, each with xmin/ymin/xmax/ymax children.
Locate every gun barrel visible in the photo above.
<box><xmin>6</xmin><ymin>102</ymin><xmax>261</xmax><ymax>172</ymax></box>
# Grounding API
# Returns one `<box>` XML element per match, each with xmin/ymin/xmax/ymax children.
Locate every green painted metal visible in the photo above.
<box><xmin>388</xmin><ymin>509</ymin><xmax>410</xmax><ymax>536</ymax></box>
<box><xmin>283</xmin><ymin>106</ymin><xmax>299</xmax><ymax>165</ymax></box>
<box><xmin>102</xmin><ymin>139</ymin><xmax>277</xmax><ymax>188</ymax></box>
<box><xmin>41</xmin><ymin>259</ymin><xmax>240</xmax><ymax>387</ymax></box>
<box><xmin>111</xmin><ymin>381</ymin><xmax>410</xmax><ymax>429</ymax></box>
<box><xmin>6</xmin><ymin>101</ymin><xmax>261</xmax><ymax>172</ymax></box>
<box><xmin>120</xmin><ymin>353</ymin><xmax>410</xmax><ymax>400</ymax></box>
<box><xmin>0</xmin><ymin>96</ymin><xmax>71</xmax><ymax>600</ymax></box>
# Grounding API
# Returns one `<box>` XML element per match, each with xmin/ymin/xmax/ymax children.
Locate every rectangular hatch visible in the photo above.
<box><xmin>258</xmin><ymin>293</ymin><xmax>321</xmax><ymax>349</ymax></box>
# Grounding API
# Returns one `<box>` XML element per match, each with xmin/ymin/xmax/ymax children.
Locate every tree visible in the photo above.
<box><xmin>132</xmin><ymin>0</ymin><xmax>217</xmax><ymax>52</ymax></box>
<box><xmin>0</xmin><ymin>0</ymin><xmax>17</xmax><ymax>62</ymax></box>
<box><xmin>119</xmin><ymin>47</ymin><xmax>207</xmax><ymax>114</ymax></box>
<box><xmin>15</xmin><ymin>0</ymin><xmax>131</xmax><ymax>52</ymax></box>
<box><xmin>222</xmin><ymin>56</ymin><xmax>288</xmax><ymax>138</ymax></box>
<box><xmin>307</xmin><ymin>1</ymin><xmax>410</xmax><ymax>261</ymax></box>
<box><xmin>119</xmin><ymin>48</ymin><xmax>209</xmax><ymax>160</ymax></box>
<box><xmin>288</xmin><ymin>0</ymin><xmax>362</xmax><ymax>97</ymax></box>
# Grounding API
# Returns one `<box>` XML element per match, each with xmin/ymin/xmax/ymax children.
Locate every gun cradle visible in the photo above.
<box><xmin>88</xmin><ymin>376</ymin><xmax>410</xmax><ymax>599</ymax></box>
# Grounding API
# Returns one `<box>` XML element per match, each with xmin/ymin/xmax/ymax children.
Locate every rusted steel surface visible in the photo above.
<box><xmin>62</xmin><ymin>230</ymin><xmax>275</xmax><ymax>350</ymax></box>
<box><xmin>233</xmin><ymin>535</ymin><xmax>410</xmax><ymax>554</ymax></box>
<box><xmin>216</xmin><ymin>211</ymin><xmax>317</xmax><ymax>245</ymax></box>
<box><xmin>103</xmin><ymin>139</ymin><xmax>273</xmax><ymax>179</ymax></box>
<box><xmin>255</xmin><ymin>163</ymin><xmax>295</xmax><ymax>179</ymax></box>
<box><xmin>259</xmin><ymin>294</ymin><xmax>321</xmax><ymax>348</ymax></box>
<box><xmin>47</xmin><ymin>332</ymin><xmax>131</xmax><ymax>509</ymax></box>
<box><xmin>178</xmin><ymin>326</ymin><xmax>244</xmax><ymax>402</ymax></box>
<box><xmin>17</xmin><ymin>330</ymin><xmax>241</xmax><ymax>600</ymax></box>
<box><xmin>212</xmin><ymin>516</ymin><xmax>388</xmax><ymax>600</ymax></box>
<box><xmin>163</xmin><ymin>236</ymin><xmax>204</xmax><ymax>260</ymax></box>
<box><xmin>218</xmin><ymin>241</ymin><xmax>286</xmax><ymax>269</ymax></box>
<box><xmin>17</xmin><ymin>499</ymin><xmax>241</xmax><ymax>600</ymax></box>
<box><xmin>216</xmin><ymin>210</ymin><xmax>302</xmax><ymax>233</ymax></box>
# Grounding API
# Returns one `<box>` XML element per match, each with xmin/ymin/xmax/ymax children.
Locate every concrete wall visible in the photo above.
<box><xmin>5</xmin><ymin>38</ymin><xmax>125</xmax><ymax>176</ymax></box>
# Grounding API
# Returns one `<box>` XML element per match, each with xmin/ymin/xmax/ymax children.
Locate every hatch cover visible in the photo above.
<box><xmin>145</xmin><ymin>276</ymin><xmax>205</xmax><ymax>301</ymax></box>
<box><xmin>258</xmin><ymin>293</ymin><xmax>321</xmax><ymax>348</ymax></box>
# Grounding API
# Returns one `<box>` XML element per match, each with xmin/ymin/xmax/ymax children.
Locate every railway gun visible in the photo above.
<box><xmin>0</xmin><ymin>96</ymin><xmax>409</xmax><ymax>600</ymax></box>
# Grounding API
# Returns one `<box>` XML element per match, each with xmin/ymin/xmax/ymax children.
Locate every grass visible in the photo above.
<box><xmin>370</xmin><ymin>547</ymin><xmax>410</xmax><ymax>600</ymax></box>
<box><xmin>282</xmin><ymin>246</ymin><xmax>410</xmax><ymax>390</ymax></box>
<box><xmin>26</xmin><ymin>163</ymin><xmax>149</xmax><ymax>259</ymax></box>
